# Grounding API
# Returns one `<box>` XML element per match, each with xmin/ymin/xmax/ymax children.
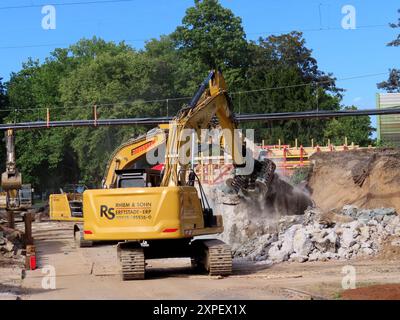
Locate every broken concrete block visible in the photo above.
<box><xmin>341</xmin><ymin>228</ymin><xmax>357</xmax><ymax>248</ymax></box>
<box><xmin>341</xmin><ymin>205</ymin><xmax>359</xmax><ymax>217</ymax></box>
<box><xmin>359</xmin><ymin>226</ymin><xmax>370</xmax><ymax>241</ymax></box>
<box><xmin>293</xmin><ymin>229</ymin><xmax>313</xmax><ymax>256</ymax></box>
<box><xmin>351</xmin><ymin>243</ymin><xmax>361</xmax><ymax>253</ymax></box>
<box><xmin>314</xmin><ymin>235</ymin><xmax>335</xmax><ymax>253</ymax></box>
<box><xmin>376</xmin><ymin>208</ymin><xmax>397</xmax><ymax>216</ymax></box>
<box><xmin>280</xmin><ymin>224</ymin><xmax>302</xmax><ymax>251</ymax></box>
<box><xmin>358</xmin><ymin>215</ymin><xmax>371</xmax><ymax>224</ymax></box>
<box><xmin>308</xmin><ymin>252</ymin><xmax>324</xmax><ymax>262</ymax></box>
<box><xmin>289</xmin><ymin>253</ymin><xmax>308</xmax><ymax>263</ymax></box>
<box><xmin>267</xmin><ymin>242</ymin><xmax>289</xmax><ymax>263</ymax></box>
<box><xmin>367</xmin><ymin>219</ymin><xmax>378</xmax><ymax>226</ymax></box>
<box><xmin>337</xmin><ymin>247</ymin><xmax>347</xmax><ymax>258</ymax></box>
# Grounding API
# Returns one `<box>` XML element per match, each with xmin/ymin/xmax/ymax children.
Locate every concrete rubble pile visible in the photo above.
<box><xmin>0</xmin><ymin>225</ymin><xmax>24</xmax><ymax>261</ymax></box>
<box><xmin>219</xmin><ymin>201</ymin><xmax>400</xmax><ymax>264</ymax></box>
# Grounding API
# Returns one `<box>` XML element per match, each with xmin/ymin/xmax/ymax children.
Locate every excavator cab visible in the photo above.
<box><xmin>19</xmin><ymin>184</ymin><xmax>33</xmax><ymax>209</ymax></box>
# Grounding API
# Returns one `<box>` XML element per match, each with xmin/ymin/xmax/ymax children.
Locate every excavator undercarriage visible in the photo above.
<box><xmin>117</xmin><ymin>238</ymin><xmax>232</xmax><ymax>280</ymax></box>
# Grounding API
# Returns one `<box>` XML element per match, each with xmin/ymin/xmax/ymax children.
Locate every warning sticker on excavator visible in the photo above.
<box><xmin>131</xmin><ymin>140</ymin><xmax>156</xmax><ymax>156</ymax></box>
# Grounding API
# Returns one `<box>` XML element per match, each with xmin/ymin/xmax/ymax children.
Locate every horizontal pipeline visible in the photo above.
<box><xmin>0</xmin><ymin>107</ymin><xmax>399</xmax><ymax>131</ymax></box>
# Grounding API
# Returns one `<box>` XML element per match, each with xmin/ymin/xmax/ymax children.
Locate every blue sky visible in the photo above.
<box><xmin>0</xmin><ymin>0</ymin><xmax>398</xmax><ymax>129</ymax></box>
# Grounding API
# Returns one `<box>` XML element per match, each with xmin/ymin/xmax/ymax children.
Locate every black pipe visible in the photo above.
<box><xmin>236</xmin><ymin>107</ymin><xmax>400</xmax><ymax>121</ymax></box>
<box><xmin>0</xmin><ymin>107</ymin><xmax>399</xmax><ymax>131</ymax></box>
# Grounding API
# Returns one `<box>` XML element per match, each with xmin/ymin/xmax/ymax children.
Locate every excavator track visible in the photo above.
<box><xmin>192</xmin><ymin>239</ymin><xmax>232</xmax><ymax>276</ymax></box>
<box><xmin>206</xmin><ymin>240</ymin><xmax>232</xmax><ymax>276</ymax></box>
<box><xmin>118</xmin><ymin>246</ymin><xmax>145</xmax><ymax>280</ymax></box>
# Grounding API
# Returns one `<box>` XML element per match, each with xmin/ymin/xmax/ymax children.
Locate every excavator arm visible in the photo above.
<box><xmin>161</xmin><ymin>70</ymin><xmax>276</xmax><ymax>198</ymax></box>
<box><xmin>1</xmin><ymin>129</ymin><xmax>22</xmax><ymax>209</ymax></box>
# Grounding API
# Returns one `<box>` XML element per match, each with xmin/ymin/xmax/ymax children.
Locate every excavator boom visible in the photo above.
<box><xmin>1</xmin><ymin>129</ymin><xmax>22</xmax><ymax>210</ymax></box>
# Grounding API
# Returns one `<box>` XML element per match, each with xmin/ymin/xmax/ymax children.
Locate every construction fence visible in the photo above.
<box><xmin>195</xmin><ymin>139</ymin><xmax>374</xmax><ymax>185</ymax></box>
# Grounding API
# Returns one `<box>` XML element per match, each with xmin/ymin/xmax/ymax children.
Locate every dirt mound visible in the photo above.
<box><xmin>308</xmin><ymin>148</ymin><xmax>400</xmax><ymax>213</ymax></box>
<box><xmin>342</xmin><ymin>284</ymin><xmax>400</xmax><ymax>300</ymax></box>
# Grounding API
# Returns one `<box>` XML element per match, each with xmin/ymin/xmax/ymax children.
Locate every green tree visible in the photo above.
<box><xmin>58</xmin><ymin>46</ymin><xmax>163</xmax><ymax>184</ymax></box>
<box><xmin>6</xmin><ymin>56</ymin><xmax>79</xmax><ymax>189</ymax></box>
<box><xmin>323</xmin><ymin>107</ymin><xmax>375</xmax><ymax>146</ymax></box>
<box><xmin>239</xmin><ymin>32</ymin><xmax>342</xmax><ymax>145</ymax></box>
<box><xmin>172</xmin><ymin>0</ymin><xmax>248</xmax><ymax>91</ymax></box>
<box><xmin>0</xmin><ymin>77</ymin><xmax>7</xmax><ymax>112</ymax></box>
<box><xmin>378</xmin><ymin>9</ymin><xmax>400</xmax><ymax>92</ymax></box>
<box><xmin>4</xmin><ymin>36</ymin><xmax>191</xmax><ymax>189</ymax></box>
<box><xmin>5</xmin><ymin>38</ymin><xmax>165</xmax><ymax>189</ymax></box>
<box><xmin>144</xmin><ymin>36</ymin><xmax>189</xmax><ymax>115</ymax></box>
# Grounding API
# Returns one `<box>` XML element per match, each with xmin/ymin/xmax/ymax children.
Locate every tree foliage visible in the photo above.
<box><xmin>172</xmin><ymin>0</ymin><xmax>248</xmax><ymax>89</ymax></box>
<box><xmin>240</xmin><ymin>32</ymin><xmax>342</xmax><ymax>144</ymax></box>
<box><xmin>378</xmin><ymin>9</ymin><xmax>400</xmax><ymax>92</ymax></box>
<box><xmin>0</xmin><ymin>77</ymin><xmax>7</xmax><ymax>112</ymax></box>
<box><xmin>322</xmin><ymin>106</ymin><xmax>375</xmax><ymax>146</ymax></box>
<box><xmin>2</xmin><ymin>0</ymin><xmax>374</xmax><ymax>192</ymax></box>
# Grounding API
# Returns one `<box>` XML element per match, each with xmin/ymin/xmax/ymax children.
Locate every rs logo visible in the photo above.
<box><xmin>100</xmin><ymin>205</ymin><xmax>115</xmax><ymax>220</ymax></box>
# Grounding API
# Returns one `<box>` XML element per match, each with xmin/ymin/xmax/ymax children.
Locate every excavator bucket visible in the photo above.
<box><xmin>1</xmin><ymin>171</ymin><xmax>22</xmax><ymax>190</ymax></box>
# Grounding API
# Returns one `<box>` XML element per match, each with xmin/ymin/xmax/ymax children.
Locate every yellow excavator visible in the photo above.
<box><xmin>79</xmin><ymin>70</ymin><xmax>276</xmax><ymax>280</ymax></box>
<box><xmin>0</xmin><ymin>130</ymin><xmax>33</xmax><ymax>223</ymax></box>
<box><xmin>49</xmin><ymin>184</ymin><xmax>86</xmax><ymax>221</ymax></box>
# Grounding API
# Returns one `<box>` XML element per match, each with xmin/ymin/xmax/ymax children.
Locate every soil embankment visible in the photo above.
<box><xmin>308</xmin><ymin>148</ymin><xmax>400</xmax><ymax>213</ymax></box>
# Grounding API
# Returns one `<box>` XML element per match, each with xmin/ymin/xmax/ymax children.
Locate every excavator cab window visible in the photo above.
<box><xmin>115</xmin><ymin>169</ymin><xmax>162</xmax><ymax>189</ymax></box>
<box><xmin>119</xmin><ymin>177</ymin><xmax>146</xmax><ymax>188</ymax></box>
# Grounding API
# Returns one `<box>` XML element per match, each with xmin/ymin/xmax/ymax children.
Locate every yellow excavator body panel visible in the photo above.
<box><xmin>83</xmin><ymin>186</ymin><xmax>223</xmax><ymax>241</ymax></box>
<box><xmin>49</xmin><ymin>194</ymin><xmax>83</xmax><ymax>222</ymax></box>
